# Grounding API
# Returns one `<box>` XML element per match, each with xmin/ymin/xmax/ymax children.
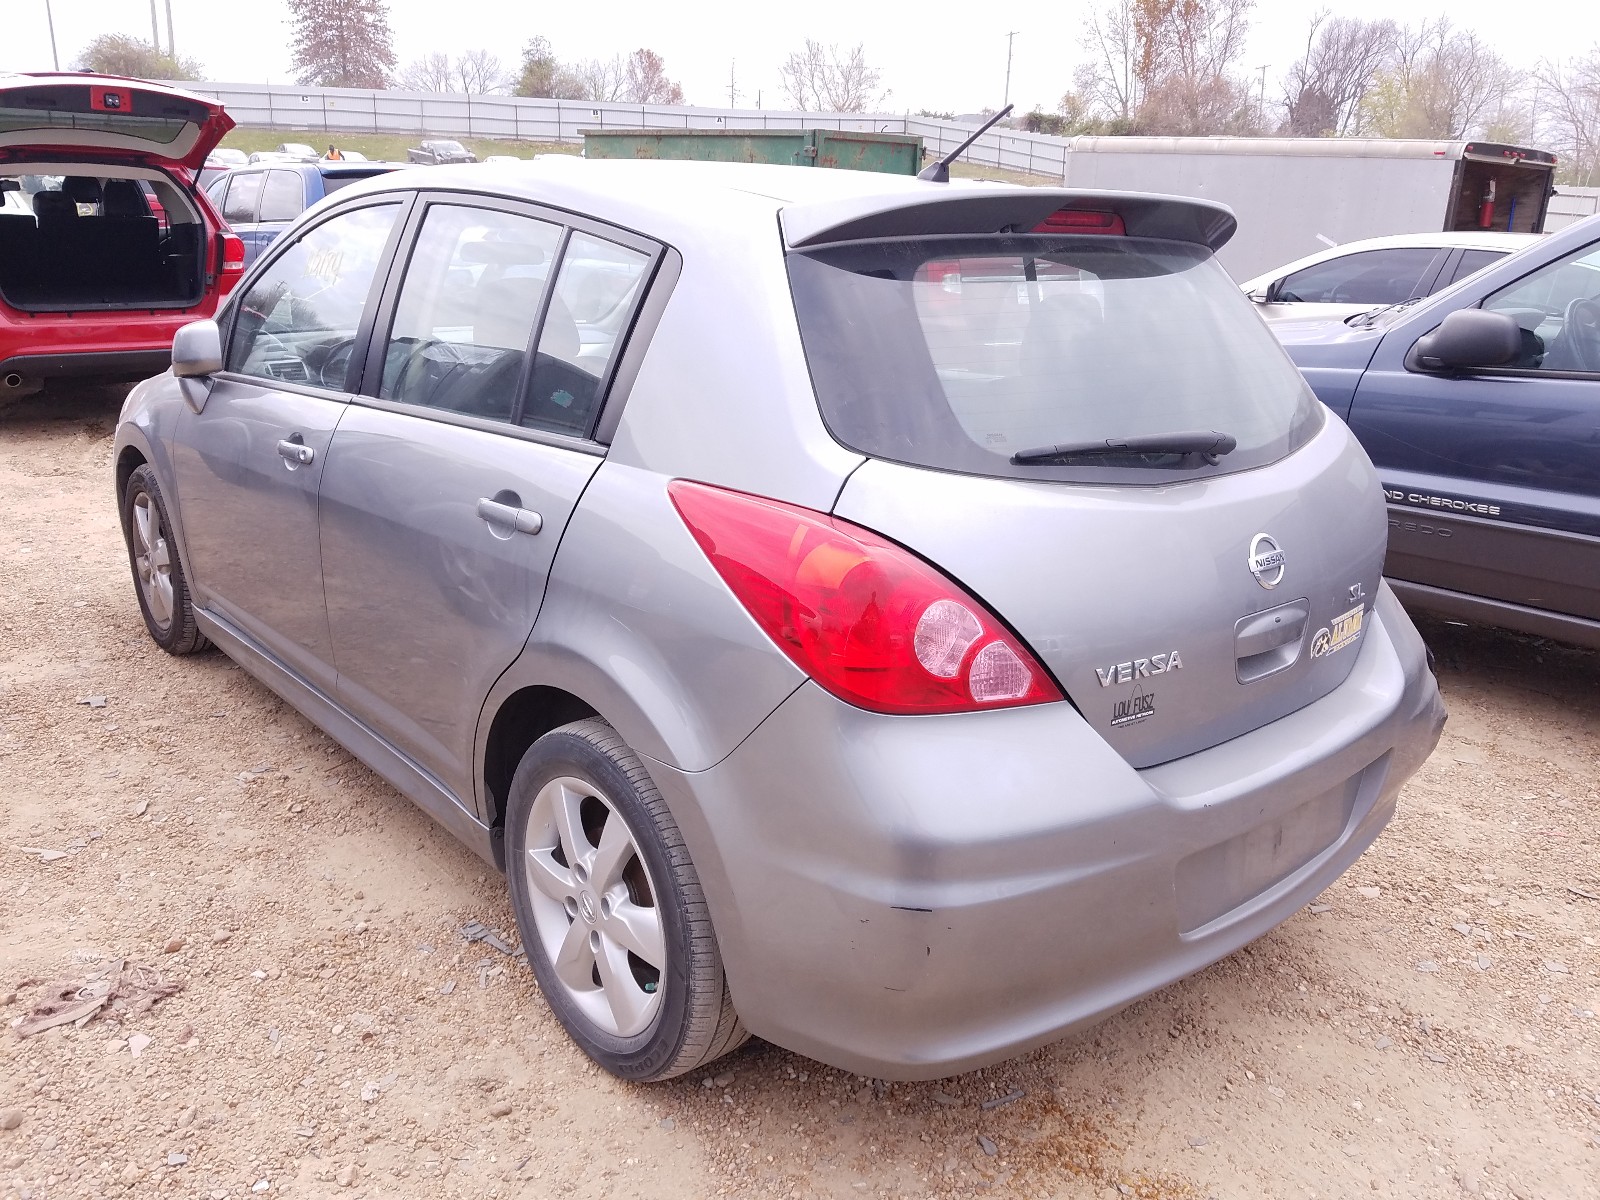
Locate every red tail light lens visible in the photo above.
<box><xmin>218</xmin><ymin>233</ymin><xmax>246</xmax><ymax>286</ymax></box>
<box><xmin>1032</xmin><ymin>209</ymin><xmax>1126</xmax><ymax>235</ymax></box>
<box><xmin>668</xmin><ymin>480</ymin><xmax>1063</xmax><ymax>715</ymax></box>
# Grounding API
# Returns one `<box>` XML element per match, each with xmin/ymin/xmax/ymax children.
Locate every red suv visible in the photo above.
<box><xmin>0</xmin><ymin>73</ymin><xmax>245</xmax><ymax>400</ymax></box>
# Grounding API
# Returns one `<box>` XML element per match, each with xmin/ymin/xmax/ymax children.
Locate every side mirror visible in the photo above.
<box><xmin>1413</xmin><ymin>309</ymin><xmax>1521</xmax><ymax>371</ymax></box>
<box><xmin>1244</xmin><ymin>286</ymin><xmax>1268</xmax><ymax>304</ymax></box>
<box><xmin>172</xmin><ymin>319</ymin><xmax>222</xmax><ymax>412</ymax></box>
<box><xmin>172</xmin><ymin>319</ymin><xmax>222</xmax><ymax>377</ymax></box>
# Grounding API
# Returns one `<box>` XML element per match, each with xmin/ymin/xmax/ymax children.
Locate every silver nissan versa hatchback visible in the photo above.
<box><xmin>113</xmin><ymin>160</ymin><xmax>1446</xmax><ymax>1082</ymax></box>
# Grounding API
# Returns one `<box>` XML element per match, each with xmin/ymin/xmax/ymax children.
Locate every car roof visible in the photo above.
<box><xmin>1242</xmin><ymin>230</ymin><xmax>1543</xmax><ymax>287</ymax></box>
<box><xmin>332</xmin><ymin>158</ymin><xmax>1238</xmax><ymax>254</ymax></box>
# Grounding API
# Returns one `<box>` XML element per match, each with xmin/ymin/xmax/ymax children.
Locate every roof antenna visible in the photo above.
<box><xmin>917</xmin><ymin>104</ymin><xmax>1015</xmax><ymax>183</ymax></box>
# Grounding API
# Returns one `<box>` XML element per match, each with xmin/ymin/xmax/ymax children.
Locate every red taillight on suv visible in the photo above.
<box><xmin>218</xmin><ymin>232</ymin><xmax>246</xmax><ymax>291</ymax></box>
<box><xmin>668</xmin><ymin>480</ymin><xmax>1062</xmax><ymax>715</ymax></box>
<box><xmin>1032</xmin><ymin>209</ymin><xmax>1126</xmax><ymax>235</ymax></box>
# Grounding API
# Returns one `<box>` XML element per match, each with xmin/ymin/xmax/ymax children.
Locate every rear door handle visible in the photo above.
<box><xmin>277</xmin><ymin>439</ymin><xmax>314</xmax><ymax>465</ymax></box>
<box><xmin>476</xmin><ymin>497</ymin><xmax>543</xmax><ymax>536</ymax></box>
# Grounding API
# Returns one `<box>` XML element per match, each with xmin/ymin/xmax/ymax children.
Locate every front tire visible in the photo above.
<box><xmin>505</xmin><ymin>719</ymin><xmax>746</xmax><ymax>1081</ymax></box>
<box><xmin>121</xmin><ymin>464</ymin><xmax>208</xmax><ymax>656</ymax></box>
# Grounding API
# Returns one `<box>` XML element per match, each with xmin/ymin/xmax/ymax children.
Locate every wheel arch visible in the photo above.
<box><xmin>479</xmin><ymin>683</ymin><xmax>600</xmax><ymax>868</ymax></box>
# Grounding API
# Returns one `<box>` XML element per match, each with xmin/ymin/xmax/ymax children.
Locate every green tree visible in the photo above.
<box><xmin>286</xmin><ymin>0</ymin><xmax>396</xmax><ymax>90</ymax></box>
<box><xmin>75</xmin><ymin>34</ymin><xmax>204</xmax><ymax>82</ymax></box>
<box><xmin>514</xmin><ymin>36</ymin><xmax>584</xmax><ymax>100</ymax></box>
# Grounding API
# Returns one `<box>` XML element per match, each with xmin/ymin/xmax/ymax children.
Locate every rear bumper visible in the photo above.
<box><xmin>649</xmin><ymin>583</ymin><xmax>1445</xmax><ymax>1079</ymax></box>
<box><xmin>0</xmin><ymin>348</ymin><xmax>171</xmax><ymax>382</ymax></box>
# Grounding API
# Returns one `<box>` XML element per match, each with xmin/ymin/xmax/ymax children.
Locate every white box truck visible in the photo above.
<box><xmin>1055</xmin><ymin>137</ymin><xmax>1557</xmax><ymax>278</ymax></box>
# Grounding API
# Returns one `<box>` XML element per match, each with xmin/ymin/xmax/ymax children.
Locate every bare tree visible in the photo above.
<box><xmin>778</xmin><ymin>40</ymin><xmax>885</xmax><ymax>112</ymax></box>
<box><xmin>1072</xmin><ymin>0</ymin><xmax>1258</xmax><ymax>134</ymax></box>
<box><xmin>622</xmin><ymin>49</ymin><xmax>685</xmax><ymax>105</ymax></box>
<box><xmin>572</xmin><ymin>56</ymin><xmax>627</xmax><ymax>103</ymax></box>
<box><xmin>1362</xmin><ymin>20</ymin><xmax>1517</xmax><ymax>139</ymax></box>
<box><xmin>455</xmin><ymin>49</ymin><xmax>508</xmax><ymax>95</ymax></box>
<box><xmin>1537</xmin><ymin>50</ymin><xmax>1600</xmax><ymax>185</ymax></box>
<box><xmin>396</xmin><ymin>51</ymin><xmax>452</xmax><ymax>92</ymax></box>
<box><xmin>1282</xmin><ymin>11</ymin><xmax>1397</xmax><ymax>136</ymax></box>
<box><xmin>1076</xmin><ymin>0</ymin><xmax>1142</xmax><ymax>123</ymax></box>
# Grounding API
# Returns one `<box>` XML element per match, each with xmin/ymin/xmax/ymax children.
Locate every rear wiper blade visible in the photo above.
<box><xmin>1011</xmin><ymin>431</ymin><xmax>1238</xmax><ymax>466</ymax></box>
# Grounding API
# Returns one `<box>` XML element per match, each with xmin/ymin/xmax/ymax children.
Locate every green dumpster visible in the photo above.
<box><xmin>580</xmin><ymin>127</ymin><xmax>924</xmax><ymax>175</ymax></box>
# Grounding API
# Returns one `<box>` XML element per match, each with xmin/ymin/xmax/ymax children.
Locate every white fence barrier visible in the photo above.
<box><xmin>175</xmin><ymin>81</ymin><xmax>1070</xmax><ymax>179</ymax></box>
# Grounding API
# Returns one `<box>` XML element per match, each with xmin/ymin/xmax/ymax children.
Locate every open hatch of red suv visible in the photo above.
<box><xmin>0</xmin><ymin>72</ymin><xmax>242</xmax><ymax>396</ymax></box>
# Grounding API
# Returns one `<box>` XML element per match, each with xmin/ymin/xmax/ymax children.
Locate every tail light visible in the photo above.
<box><xmin>218</xmin><ymin>233</ymin><xmax>246</xmax><ymax>291</ymax></box>
<box><xmin>1033</xmin><ymin>209</ymin><xmax>1126</xmax><ymax>235</ymax></box>
<box><xmin>668</xmin><ymin>480</ymin><xmax>1063</xmax><ymax>716</ymax></box>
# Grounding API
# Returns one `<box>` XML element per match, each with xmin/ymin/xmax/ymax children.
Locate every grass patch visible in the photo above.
<box><xmin>217</xmin><ymin>128</ymin><xmax>1059</xmax><ymax>184</ymax></box>
<box><xmin>216</xmin><ymin>128</ymin><xmax>578</xmax><ymax>163</ymax></box>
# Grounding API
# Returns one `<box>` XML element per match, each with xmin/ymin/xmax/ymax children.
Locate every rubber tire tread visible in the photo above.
<box><xmin>121</xmin><ymin>464</ymin><xmax>210</xmax><ymax>656</ymax></box>
<box><xmin>508</xmin><ymin>718</ymin><xmax>747</xmax><ymax>1080</ymax></box>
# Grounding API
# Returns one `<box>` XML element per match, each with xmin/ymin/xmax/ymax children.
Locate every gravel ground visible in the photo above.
<box><xmin>2</xmin><ymin>385</ymin><xmax>1597</xmax><ymax>1200</ymax></box>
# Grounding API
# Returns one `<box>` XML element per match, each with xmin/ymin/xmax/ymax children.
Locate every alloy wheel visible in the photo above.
<box><xmin>131</xmin><ymin>491</ymin><xmax>174</xmax><ymax>630</ymax></box>
<box><xmin>521</xmin><ymin>776</ymin><xmax>666</xmax><ymax>1038</ymax></box>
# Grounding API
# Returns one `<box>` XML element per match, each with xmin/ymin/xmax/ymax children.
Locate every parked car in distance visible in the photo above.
<box><xmin>1240</xmin><ymin>231</ymin><xmax>1540</xmax><ymax>323</ymax></box>
<box><xmin>114</xmin><ymin>160</ymin><xmax>1444</xmax><ymax>1083</ymax></box>
<box><xmin>247</xmin><ymin>151</ymin><xmax>294</xmax><ymax>165</ymax></box>
<box><xmin>1272</xmin><ymin>215</ymin><xmax>1600</xmax><ymax>649</ymax></box>
<box><xmin>204</xmin><ymin>161</ymin><xmax>399</xmax><ymax>266</ymax></box>
<box><xmin>407</xmin><ymin>139</ymin><xmax>476</xmax><ymax>165</ymax></box>
<box><xmin>276</xmin><ymin>142</ymin><xmax>319</xmax><ymax>161</ymax></box>
<box><xmin>323</xmin><ymin>149</ymin><xmax>368</xmax><ymax>162</ymax></box>
<box><xmin>482</xmin><ymin>154</ymin><xmax>522</xmax><ymax>165</ymax></box>
<box><xmin>0</xmin><ymin>72</ymin><xmax>245</xmax><ymax>401</ymax></box>
<box><xmin>198</xmin><ymin>147</ymin><xmax>249</xmax><ymax>192</ymax></box>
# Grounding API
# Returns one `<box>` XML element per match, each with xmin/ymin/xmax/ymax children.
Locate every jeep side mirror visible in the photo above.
<box><xmin>1414</xmin><ymin>309</ymin><xmax>1521</xmax><ymax>371</ymax></box>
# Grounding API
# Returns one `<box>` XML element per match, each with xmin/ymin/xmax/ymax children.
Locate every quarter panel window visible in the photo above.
<box><xmin>378</xmin><ymin>204</ymin><xmax>563</xmax><ymax>421</ymax></box>
<box><xmin>1483</xmin><ymin>241</ymin><xmax>1600</xmax><ymax>372</ymax></box>
<box><xmin>1276</xmin><ymin>247</ymin><xmax>1441</xmax><ymax>305</ymax></box>
<box><xmin>221</xmin><ymin>172</ymin><xmax>263</xmax><ymax>225</ymax></box>
<box><xmin>521</xmin><ymin>232</ymin><xmax>652</xmax><ymax>436</ymax></box>
<box><xmin>226</xmin><ymin>203</ymin><xmax>400</xmax><ymax>388</ymax></box>
<box><xmin>259</xmin><ymin>170</ymin><xmax>304</xmax><ymax>223</ymax></box>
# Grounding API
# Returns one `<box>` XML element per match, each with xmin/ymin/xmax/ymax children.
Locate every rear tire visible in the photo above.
<box><xmin>505</xmin><ymin>718</ymin><xmax>747</xmax><ymax>1081</ymax></box>
<box><xmin>121</xmin><ymin>464</ymin><xmax>208</xmax><ymax>656</ymax></box>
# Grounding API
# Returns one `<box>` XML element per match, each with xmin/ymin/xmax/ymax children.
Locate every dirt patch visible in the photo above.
<box><xmin>2</xmin><ymin>386</ymin><xmax>1597</xmax><ymax>1199</ymax></box>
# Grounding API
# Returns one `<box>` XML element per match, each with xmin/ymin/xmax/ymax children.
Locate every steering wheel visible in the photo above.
<box><xmin>303</xmin><ymin>338</ymin><xmax>356</xmax><ymax>391</ymax></box>
<box><xmin>1560</xmin><ymin>298</ymin><xmax>1600</xmax><ymax>372</ymax></box>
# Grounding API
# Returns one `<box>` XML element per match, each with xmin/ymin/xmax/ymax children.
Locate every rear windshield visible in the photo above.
<box><xmin>0</xmin><ymin>107</ymin><xmax>187</xmax><ymax>145</ymax></box>
<box><xmin>787</xmin><ymin>236</ymin><xmax>1323</xmax><ymax>482</ymax></box>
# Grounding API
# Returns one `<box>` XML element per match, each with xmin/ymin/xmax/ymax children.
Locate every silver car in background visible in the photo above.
<box><xmin>113</xmin><ymin>160</ymin><xmax>1445</xmax><ymax>1081</ymax></box>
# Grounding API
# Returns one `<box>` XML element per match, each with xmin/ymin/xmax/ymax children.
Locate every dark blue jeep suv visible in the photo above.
<box><xmin>1273</xmin><ymin>214</ymin><xmax>1600</xmax><ymax>650</ymax></box>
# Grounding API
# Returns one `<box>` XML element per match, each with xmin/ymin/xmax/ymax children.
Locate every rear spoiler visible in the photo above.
<box><xmin>782</xmin><ymin>189</ymin><xmax>1237</xmax><ymax>254</ymax></box>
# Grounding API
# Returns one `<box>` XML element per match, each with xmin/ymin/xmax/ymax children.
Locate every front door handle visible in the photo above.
<box><xmin>477</xmin><ymin>497</ymin><xmax>543</xmax><ymax>536</ymax></box>
<box><xmin>277</xmin><ymin>439</ymin><xmax>314</xmax><ymax>466</ymax></box>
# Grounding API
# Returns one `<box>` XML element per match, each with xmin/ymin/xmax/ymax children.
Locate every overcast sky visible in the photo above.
<box><xmin>5</xmin><ymin>0</ymin><xmax>1597</xmax><ymax>117</ymax></box>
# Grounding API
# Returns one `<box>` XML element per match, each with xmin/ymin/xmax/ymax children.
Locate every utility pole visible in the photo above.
<box><xmin>43</xmin><ymin>0</ymin><xmax>59</xmax><ymax>70</ymax></box>
<box><xmin>149</xmin><ymin>0</ymin><xmax>160</xmax><ymax>53</ymax></box>
<box><xmin>1256</xmin><ymin>64</ymin><xmax>1269</xmax><ymax>124</ymax></box>
<box><xmin>164</xmin><ymin>0</ymin><xmax>175</xmax><ymax>59</ymax></box>
<box><xmin>1003</xmin><ymin>31</ymin><xmax>1020</xmax><ymax>109</ymax></box>
<box><xmin>728</xmin><ymin>60</ymin><xmax>737</xmax><ymax>107</ymax></box>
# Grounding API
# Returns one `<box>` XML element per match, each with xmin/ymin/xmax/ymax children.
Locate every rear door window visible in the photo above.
<box><xmin>522</xmin><ymin>232</ymin><xmax>652</xmax><ymax>437</ymax></box>
<box><xmin>221</xmin><ymin>172</ymin><xmax>263</xmax><ymax>225</ymax></box>
<box><xmin>788</xmin><ymin>235</ymin><xmax>1322</xmax><ymax>482</ymax></box>
<box><xmin>258</xmin><ymin>171</ymin><xmax>304</xmax><ymax>223</ymax></box>
<box><xmin>1275</xmin><ymin>247</ymin><xmax>1444</xmax><ymax>305</ymax></box>
<box><xmin>1444</xmin><ymin>248</ymin><xmax>1505</xmax><ymax>288</ymax></box>
<box><xmin>378</xmin><ymin>203</ymin><xmax>563</xmax><ymax>422</ymax></box>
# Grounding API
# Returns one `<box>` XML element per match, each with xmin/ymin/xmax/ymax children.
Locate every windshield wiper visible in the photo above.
<box><xmin>1011</xmin><ymin>431</ymin><xmax>1238</xmax><ymax>466</ymax></box>
<box><xmin>1347</xmin><ymin>297</ymin><xmax>1424</xmax><ymax>328</ymax></box>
